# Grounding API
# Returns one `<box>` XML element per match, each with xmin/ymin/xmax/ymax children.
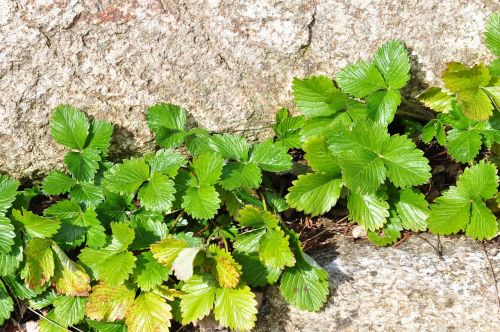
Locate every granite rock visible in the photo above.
<box><xmin>0</xmin><ymin>0</ymin><xmax>499</xmax><ymax>177</ymax></box>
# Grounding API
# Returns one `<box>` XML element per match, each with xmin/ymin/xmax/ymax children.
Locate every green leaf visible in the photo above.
<box><xmin>151</xmin><ymin>235</ymin><xmax>201</xmax><ymax>281</ymax></box>
<box><xmin>393</xmin><ymin>189</ymin><xmax>429</xmax><ymax>231</ymax></box>
<box><xmin>42</xmin><ymin>171</ymin><xmax>76</xmax><ymax>195</ymax></box>
<box><xmin>207</xmin><ymin>134</ymin><xmax>251</xmax><ymax>161</ymax></box>
<box><xmin>418</xmin><ymin>87</ymin><xmax>453</xmax><ymax>113</ymax></box>
<box><xmin>21</xmin><ymin>238</ymin><xmax>55</xmax><ymax>288</ymax></box>
<box><xmin>233</xmin><ymin>251</ymin><xmax>281</xmax><ymax>286</ymax></box>
<box><xmin>458</xmin><ymin>160</ymin><xmax>499</xmax><ymax>199</ymax></box>
<box><xmin>446</xmin><ymin>128</ymin><xmax>482</xmax><ymax>163</ymax></box>
<box><xmin>279</xmin><ymin>253</ymin><xmax>329</xmax><ymax>312</ymax></box>
<box><xmin>50</xmin><ymin>106</ymin><xmax>89</xmax><ymax>150</ymax></box>
<box><xmin>87</xmin><ymin>320</ymin><xmax>127</xmax><ymax>332</ymax></box>
<box><xmin>53</xmin><ymin>296</ymin><xmax>87</xmax><ymax>327</ymax></box>
<box><xmin>220</xmin><ymin>162</ymin><xmax>262</xmax><ymax>190</ymax></box>
<box><xmin>273</xmin><ymin>108</ymin><xmax>305</xmax><ymax>149</ymax></box>
<box><xmin>259</xmin><ymin>228</ymin><xmax>295</xmax><ymax>269</ymax></box>
<box><xmin>421</xmin><ymin>119</ymin><xmax>447</xmax><ymax>144</ymax></box>
<box><xmin>180</xmin><ymin>274</ymin><xmax>216</xmax><ymax>324</ymax></box>
<box><xmin>0</xmin><ymin>216</ymin><xmax>15</xmax><ymax>254</ymax></box>
<box><xmin>70</xmin><ymin>182</ymin><xmax>104</xmax><ymax>207</ymax></box>
<box><xmin>336</xmin><ymin>60</ymin><xmax>386</xmax><ymax>97</ymax></box>
<box><xmin>147</xmin><ymin>103</ymin><xmax>188</xmax><ymax>148</ymax></box>
<box><xmin>128</xmin><ymin>215</ymin><xmax>168</xmax><ymax>250</ymax></box>
<box><xmin>39</xmin><ymin>310</ymin><xmax>67</xmax><ymax>332</ymax></box>
<box><xmin>132</xmin><ymin>252</ymin><xmax>170</xmax><ymax>291</ymax></box>
<box><xmin>12</xmin><ymin>208</ymin><xmax>60</xmax><ymax>239</ymax></box>
<box><xmin>249</xmin><ymin>139</ymin><xmax>292</xmax><ymax>172</ymax></box>
<box><xmin>125</xmin><ymin>292</ymin><xmax>172</xmax><ymax>332</ymax></box>
<box><xmin>0</xmin><ymin>175</ymin><xmax>19</xmax><ymax>214</ymax></box>
<box><xmin>465</xmin><ymin>200</ymin><xmax>498</xmax><ymax>240</ymax></box>
<box><xmin>182</xmin><ymin>185</ymin><xmax>220</xmax><ymax>220</ymax></box>
<box><xmin>103</xmin><ymin>158</ymin><xmax>150</xmax><ymax>195</ymax></box>
<box><xmin>85</xmin><ymin>283</ymin><xmax>135</xmax><ymax>321</ymax></box>
<box><xmin>486</xmin><ymin>12</ymin><xmax>500</xmax><ymax>56</ymax></box>
<box><xmin>137</xmin><ymin>172</ymin><xmax>176</xmax><ymax>212</ymax></box>
<box><xmin>366</xmin><ymin>216</ymin><xmax>402</xmax><ymax>246</ymax></box>
<box><xmin>0</xmin><ymin>281</ymin><xmax>14</xmax><ymax>325</ymax></box>
<box><xmin>236</xmin><ymin>205</ymin><xmax>278</xmax><ymax>229</ymax></box>
<box><xmin>489</xmin><ymin>58</ymin><xmax>500</xmax><ymax>77</ymax></box>
<box><xmin>373</xmin><ymin>40</ymin><xmax>410</xmax><ymax>89</ymax></box>
<box><xmin>303</xmin><ymin>136</ymin><xmax>340</xmax><ymax>174</ymax></box>
<box><xmin>347</xmin><ymin>190</ymin><xmax>390</xmax><ymax>231</ymax></box>
<box><xmin>428</xmin><ymin>187</ymin><xmax>471</xmax><ymax>235</ymax></box>
<box><xmin>209</xmin><ymin>246</ymin><xmax>242</xmax><ymax>288</ymax></box>
<box><xmin>0</xmin><ymin>237</ymin><xmax>23</xmax><ymax>276</ymax></box>
<box><xmin>366</xmin><ymin>89</ymin><xmax>401</xmax><ymax>126</ymax></box>
<box><xmin>213</xmin><ymin>285</ymin><xmax>258</xmax><ymax>331</ymax></box>
<box><xmin>286</xmin><ymin>173</ymin><xmax>343</xmax><ymax>216</ymax></box>
<box><xmin>381</xmin><ymin>134</ymin><xmax>431</xmax><ymax>188</ymax></box>
<box><xmin>87</xmin><ymin>119</ymin><xmax>113</xmax><ymax>154</ymax></box>
<box><xmin>233</xmin><ymin>229</ymin><xmax>266</xmax><ymax>252</ymax></box>
<box><xmin>191</xmin><ymin>153</ymin><xmax>224</xmax><ymax>186</ymax></box>
<box><xmin>292</xmin><ymin>76</ymin><xmax>348</xmax><ymax>117</ymax></box>
<box><xmin>146</xmin><ymin>149</ymin><xmax>187</xmax><ymax>177</ymax></box>
<box><xmin>52</xmin><ymin>244</ymin><xmax>91</xmax><ymax>296</ymax></box>
<box><xmin>64</xmin><ymin>148</ymin><xmax>101</xmax><ymax>181</ymax></box>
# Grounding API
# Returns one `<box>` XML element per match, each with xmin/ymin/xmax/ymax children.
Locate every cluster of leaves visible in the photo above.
<box><xmin>0</xmin><ymin>105</ymin><xmax>329</xmax><ymax>331</ymax></box>
<box><xmin>419</xmin><ymin>12</ymin><xmax>500</xmax><ymax>163</ymax></box>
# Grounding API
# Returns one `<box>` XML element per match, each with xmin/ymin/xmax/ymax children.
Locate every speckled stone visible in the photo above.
<box><xmin>1</xmin><ymin>0</ymin><xmax>499</xmax><ymax>177</ymax></box>
<box><xmin>256</xmin><ymin>234</ymin><xmax>500</xmax><ymax>331</ymax></box>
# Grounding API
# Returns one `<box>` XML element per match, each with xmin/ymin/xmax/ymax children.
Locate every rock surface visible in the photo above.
<box><xmin>1</xmin><ymin>0</ymin><xmax>499</xmax><ymax>177</ymax></box>
<box><xmin>256</xmin><ymin>234</ymin><xmax>500</xmax><ymax>331</ymax></box>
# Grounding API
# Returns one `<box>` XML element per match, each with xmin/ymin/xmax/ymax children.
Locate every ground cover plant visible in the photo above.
<box><xmin>0</xmin><ymin>11</ymin><xmax>498</xmax><ymax>332</ymax></box>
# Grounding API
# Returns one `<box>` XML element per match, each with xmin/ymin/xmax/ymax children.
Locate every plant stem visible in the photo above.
<box><xmin>168</xmin><ymin>211</ymin><xmax>185</xmax><ymax>232</ymax></box>
<box><xmin>398</xmin><ymin>98</ymin><xmax>436</xmax><ymax>122</ymax></box>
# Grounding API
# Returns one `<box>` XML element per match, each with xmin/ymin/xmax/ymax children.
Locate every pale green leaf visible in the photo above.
<box><xmin>21</xmin><ymin>238</ymin><xmax>55</xmax><ymax>288</ymax></box>
<box><xmin>347</xmin><ymin>190</ymin><xmax>390</xmax><ymax>231</ymax></box>
<box><xmin>53</xmin><ymin>296</ymin><xmax>87</xmax><ymax>327</ymax></box>
<box><xmin>0</xmin><ymin>175</ymin><xmax>19</xmax><ymax>214</ymax></box>
<box><xmin>236</xmin><ymin>205</ymin><xmax>278</xmax><ymax>229</ymax></box>
<box><xmin>418</xmin><ymin>87</ymin><xmax>453</xmax><ymax>113</ymax></box>
<box><xmin>182</xmin><ymin>185</ymin><xmax>220</xmax><ymax>220</ymax></box>
<box><xmin>366</xmin><ymin>89</ymin><xmax>401</xmax><ymax>126</ymax></box>
<box><xmin>394</xmin><ymin>189</ymin><xmax>429</xmax><ymax>231</ymax></box>
<box><xmin>133</xmin><ymin>252</ymin><xmax>170</xmax><ymax>291</ymax></box>
<box><xmin>486</xmin><ymin>12</ymin><xmax>500</xmax><ymax>56</ymax></box>
<box><xmin>191</xmin><ymin>153</ymin><xmax>224</xmax><ymax>186</ymax></box>
<box><xmin>12</xmin><ymin>209</ymin><xmax>60</xmax><ymax>239</ymax></box>
<box><xmin>125</xmin><ymin>292</ymin><xmax>172</xmax><ymax>332</ymax></box>
<box><xmin>0</xmin><ymin>216</ymin><xmax>15</xmax><ymax>254</ymax></box>
<box><xmin>373</xmin><ymin>40</ymin><xmax>410</xmax><ymax>89</ymax></box>
<box><xmin>465</xmin><ymin>200</ymin><xmax>498</xmax><ymax>240</ymax></box>
<box><xmin>259</xmin><ymin>228</ymin><xmax>295</xmax><ymax>269</ymax></box>
<box><xmin>446</xmin><ymin>128</ymin><xmax>482</xmax><ymax>163</ymax></box>
<box><xmin>0</xmin><ymin>281</ymin><xmax>13</xmax><ymax>325</ymax></box>
<box><xmin>214</xmin><ymin>285</ymin><xmax>258</xmax><ymax>331</ymax></box>
<box><xmin>303</xmin><ymin>136</ymin><xmax>340</xmax><ymax>174</ymax></box>
<box><xmin>103</xmin><ymin>158</ymin><xmax>150</xmax><ymax>195</ymax></box>
<box><xmin>428</xmin><ymin>187</ymin><xmax>471</xmax><ymax>235</ymax></box>
<box><xmin>180</xmin><ymin>274</ymin><xmax>217</xmax><ymax>324</ymax></box>
<box><xmin>292</xmin><ymin>76</ymin><xmax>348</xmax><ymax>117</ymax></box>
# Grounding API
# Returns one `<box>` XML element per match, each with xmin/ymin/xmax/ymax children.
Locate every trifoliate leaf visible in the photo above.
<box><xmin>373</xmin><ymin>40</ymin><xmax>410</xmax><ymax>89</ymax></box>
<box><xmin>233</xmin><ymin>251</ymin><xmax>282</xmax><ymax>286</ymax></box>
<box><xmin>51</xmin><ymin>244</ymin><xmax>91</xmax><ymax>296</ymax></box>
<box><xmin>286</xmin><ymin>173</ymin><xmax>343</xmax><ymax>216</ymax></box>
<box><xmin>0</xmin><ymin>281</ymin><xmax>13</xmax><ymax>326</ymax></box>
<box><xmin>213</xmin><ymin>285</ymin><xmax>258</xmax><ymax>331</ymax></box>
<box><xmin>180</xmin><ymin>274</ymin><xmax>217</xmax><ymax>324</ymax></box>
<box><xmin>303</xmin><ymin>136</ymin><xmax>340</xmax><ymax>174</ymax></box>
<box><xmin>418</xmin><ymin>87</ymin><xmax>453</xmax><ymax>113</ymax></box>
<box><xmin>182</xmin><ymin>185</ymin><xmax>220</xmax><ymax>220</ymax></box>
<box><xmin>103</xmin><ymin>158</ymin><xmax>149</xmax><ymax>195</ymax></box>
<box><xmin>85</xmin><ymin>283</ymin><xmax>135</xmax><ymax>321</ymax></box>
<box><xmin>21</xmin><ymin>238</ymin><xmax>55</xmax><ymax>288</ymax></box>
<box><xmin>147</xmin><ymin>103</ymin><xmax>188</xmax><ymax>148</ymax></box>
<box><xmin>336</xmin><ymin>60</ymin><xmax>386</xmax><ymax>98</ymax></box>
<box><xmin>191</xmin><ymin>153</ymin><xmax>224</xmax><ymax>186</ymax></box>
<box><xmin>87</xmin><ymin>119</ymin><xmax>113</xmax><ymax>154</ymax></box>
<box><xmin>249</xmin><ymin>139</ymin><xmax>292</xmax><ymax>172</ymax></box>
<box><xmin>53</xmin><ymin>296</ymin><xmax>87</xmax><ymax>327</ymax></box>
<box><xmin>137</xmin><ymin>172</ymin><xmax>176</xmax><ymax>212</ymax></box>
<box><xmin>347</xmin><ymin>190</ymin><xmax>390</xmax><ymax>231</ymax></box>
<box><xmin>220</xmin><ymin>162</ymin><xmax>262</xmax><ymax>190</ymax></box>
<box><xmin>394</xmin><ymin>189</ymin><xmax>429</xmax><ymax>231</ymax></box>
<box><xmin>366</xmin><ymin>89</ymin><xmax>401</xmax><ymax>126</ymax></box>
<box><xmin>64</xmin><ymin>148</ymin><xmax>101</xmax><ymax>181</ymax></box>
<box><xmin>273</xmin><ymin>108</ymin><xmax>305</xmax><ymax>149</ymax></box>
<box><xmin>50</xmin><ymin>105</ymin><xmax>89</xmax><ymax>150</ymax></box>
<box><xmin>0</xmin><ymin>216</ymin><xmax>15</xmax><ymax>254</ymax></box>
<box><xmin>259</xmin><ymin>228</ymin><xmax>295</xmax><ymax>269</ymax></box>
<box><xmin>125</xmin><ymin>292</ymin><xmax>172</xmax><ymax>332</ymax></box>
<box><xmin>12</xmin><ymin>208</ymin><xmax>60</xmax><ymax>239</ymax></box>
<box><xmin>146</xmin><ymin>149</ymin><xmax>187</xmax><ymax>177</ymax></box>
<box><xmin>207</xmin><ymin>134</ymin><xmax>251</xmax><ymax>161</ymax></box>
<box><xmin>132</xmin><ymin>252</ymin><xmax>170</xmax><ymax>291</ymax></box>
<box><xmin>421</xmin><ymin>118</ymin><xmax>447</xmax><ymax>145</ymax></box>
<box><xmin>486</xmin><ymin>12</ymin><xmax>500</xmax><ymax>56</ymax></box>
<box><xmin>0</xmin><ymin>175</ymin><xmax>19</xmax><ymax>214</ymax></box>
<box><xmin>42</xmin><ymin>171</ymin><xmax>75</xmax><ymax>195</ymax></box>
<box><xmin>209</xmin><ymin>246</ymin><xmax>242</xmax><ymax>288</ymax></box>
<box><xmin>70</xmin><ymin>182</ymin><xmax>104</xmax><ymax>206</ymax></box>
<box><xmin>292</xmin><ymin>76</ymin><xmax>347</xmax><ymax>117</ymax></box>
<box><xmin>236</xmin><ymin>205</ymin><xmax>278</xmax><ymax>229</ymax></box>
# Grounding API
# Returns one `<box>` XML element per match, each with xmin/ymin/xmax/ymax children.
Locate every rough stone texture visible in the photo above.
<box><xmin>1</xmin><ymin>0</ymin><xmax>499</xmax><ymax>177</ymax></box>
<box><xmin>256</xmin><ymin>234</ymin><xmax>500</xmax><ymax>331</ymax></box>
